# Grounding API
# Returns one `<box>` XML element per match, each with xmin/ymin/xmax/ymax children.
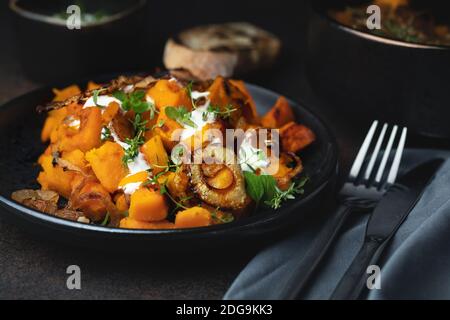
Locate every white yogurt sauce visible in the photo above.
<box><xmin>120</xmin><ymin>181</ymin><xmax>143</xmax><ymax>195</ymax></box>
<box><xmin>83</xmin><ymin>95</ymin><xmax>122</xmax><ymax>109</ymax></box>
<box><xmin>106</xmin><ymin>122</ymin><xmax>151</xmax><ymax>195</ymax></box>
<box><xmin>238</xmin><ymin>133</ymin><xmax>270</xmax><ymax>173</ymax></box>
<box><xmin>191</xmin><ymin>90</ymin><xmax>210</xmax><ymax>100</ymax></box>
<box><xmin>180</xmin><ymin>98</ymin><xmax>216</xmax><ymax>141</ymax></box>
<box><xmin>146</xmin><ymin>94</ymin><xmax>155</xmax><ymax>105</ymax></box>
<box><xmin>127</xmin><ymin>152</ymin><xmax>151</xmax><ymax>175</ymax></box>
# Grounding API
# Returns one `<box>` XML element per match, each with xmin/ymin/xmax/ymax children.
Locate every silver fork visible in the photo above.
<box><xmin>280</xmin><ymin>120</ymin><xmax>407</xmax><ymax>300</ymax></box>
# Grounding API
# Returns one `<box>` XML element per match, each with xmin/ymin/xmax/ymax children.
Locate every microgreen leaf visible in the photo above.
<box><xmin>165</xmin><ymin>106</ymin><xmax>197</xmax><ymax>128</ymax></box>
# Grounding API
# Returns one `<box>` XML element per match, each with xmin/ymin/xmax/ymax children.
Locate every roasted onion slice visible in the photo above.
<box><xmin>190</xmin><ymin>147</ymin><xmax>251</xmax><ymax>210</ymax></box>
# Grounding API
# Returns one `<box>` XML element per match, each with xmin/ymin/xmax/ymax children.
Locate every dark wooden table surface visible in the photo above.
<box><xmin>0</xmin><ymin>1</ymin><xmax>377</xmax><ymax>300</ymax></box>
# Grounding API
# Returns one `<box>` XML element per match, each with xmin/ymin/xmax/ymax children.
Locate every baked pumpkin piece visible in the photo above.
<box><xmin>175</xmin><ymin>207</ymin><xmax>212</xmax><ymax>228</ymax></box>
<box><xmin>119</xmin><ymin>217</ymin><xmax>174</xmax><ymax>230</ymax></box>
<box><xmin>146</xmin><ymin>79</ymin><xmax>191</xmax><ymax>111</ymax></box>
<box><xmin>128</xmin><ymin>187</ymin><xmax>168</xmax><ymax>222</ymax></box>
<box><xmin>37</xmin><ymin>154</ymin><xmax>76</xmax><ymax>199</ymax></box>
<box><xmin>261</xmin><ymin>96</ymin><xmax>295</xmax><ymax>129</ymax></box>
<box><xmin>85</xmin><ymin>141</ymin><xmax>128</xmax><ymax>193</ymax></box>
<box><xmin>141</xmin><ymin>135</ymin><xmax>169</xmax><ymax>175</ymax></box>
<box><xmin>59</xmin><ymin>107</ymin><xmax>103</xmax><ymax>152</ymax></box>
<box><xmin>279</xmin><ymin>122</ymin><xmax>316</xmax><ymax>153</ymax></box>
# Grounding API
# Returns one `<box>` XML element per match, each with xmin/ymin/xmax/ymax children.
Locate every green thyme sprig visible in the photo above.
<box><xmin>185</xmin><ymin>81</ymin><xmax>197</xmax><ymax>109</ymax></box>
<box><xmin>122</xmin><ymin>131</ymin><xmax>145</xmax><ymax>165</ymax></box>
<box><xmin>164</xmin><ymin>106</ymin><xmax>197</xmax><ymax>128</ymax></box>
<box><xmin>111</xmin><ymin>90</ymin><xmax>158</xmax><ymax>165</ymax></box>
<box><xmin>264</xmin><ymin>177</ymin><xmax>309</xmax><ymax>209</ymax></box>
<box><xmin>210</xmin><ymin>208</ymin><xmax>235</xmax><ymax>224</ymax></box>
<box><xmin>205</xmin><ymin>104</ymin><xmax>237</xmax><ymax>121</ymax></box>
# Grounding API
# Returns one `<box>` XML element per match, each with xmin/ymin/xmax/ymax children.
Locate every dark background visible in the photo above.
<box><xmin>0</xmin><ymin>0</ymin><xmax>367</xmax><ymax>299</ymax></box>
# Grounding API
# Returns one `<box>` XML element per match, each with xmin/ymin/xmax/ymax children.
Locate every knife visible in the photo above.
<box><xmin>330</xmin><ymin>159</ymin><xmax>444</xmax><ymax>300</ymax></box>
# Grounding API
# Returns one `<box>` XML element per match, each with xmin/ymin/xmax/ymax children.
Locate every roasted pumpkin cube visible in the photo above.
<box><xmin>229</xmin><ymin>79</ymin><xmax>259</xmax><ymax>121</ymax></box>
<box><xmin>129</xmin><ymin>187</ymin><xmax>168</xmax><ymax>222</ymax></box>
<box><xmin>166</xmin><ymin>170</ymin><xmax>190</xmax><ymax>201</ymax></box>
<box><xmin>279</xmin><ymin>122</ymin><xmax>316</xmax><ymax>153</ymax></box>
<box><xmin>175</xmin><ymin>207</ymin><xmax>212</xmax><ymax>228</ymax></box>
<box><xmin>61</xmin><ymin>149</ymin><xmax>90</xmax><ymax>173</ymax></box>
<box><xmin>101</xmin><ymin>101</ymin><xmax>120</xmax><ymax>124</ymax></box>
<box><xmin>153</xmin><ymin>111</ymin><xmax>183</xmax><ymax>150</ymax></box>
<box><xmin>147</xmin><ymin>79</ymin><xmax>191</xmax><ymax>111</ymax></box>
<box><xmin>85</xmin><ymin>141</ymin><xmax>128</xmax><ymax>193</ymax></box>
<box><xmin>41</xmin><ymin>107</ymin><xmax>68</xmax><ymax>142</ymax></box>
<box><xmin>208</xmin><ymin>77</ymin><xmax>258</xmax><ymax>125</ymax></box>
<box><xmin>119</xmin><ymin>217</ymin><xmax>174</xmax><ymax>230</ymax></box>
<box><xmin>261</xmin><ymin>96</ymin><xmax>295</xmax><ymax>129</ymax></box>
<box><xmin>59</xmin><ymin>107</ymin><xmax>103</xmax><ymax>152</ymax></box>
<box><xmin>37</xmin><ymin>154</ymin><xmax>75</xmax><ymax>199</ymax></box>
<box><xmin>72</xmin><ymin>181</ymin><xmax>111</xmax><ymax>222</ymax></box>
<box><xmin>114</xmin><ymin>194</ymin><xmax>130</xmax><ymax>212</ymax></box>
<box><xmin>141</xmin><ymin>135</ymin><xmax>169</xmax><ymax>175</ymax></box>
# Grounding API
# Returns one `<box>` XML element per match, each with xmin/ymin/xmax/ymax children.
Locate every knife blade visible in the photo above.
<box><xmin>330</xmin><ymin>158</ymin><xmax>444</xmax><ymax>300</ymax></box>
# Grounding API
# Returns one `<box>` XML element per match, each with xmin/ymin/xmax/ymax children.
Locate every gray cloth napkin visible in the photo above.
<box><xmin>224</xmin><ymin>149</ymin><xmax>450</xmax><ymax>300</ymax></box>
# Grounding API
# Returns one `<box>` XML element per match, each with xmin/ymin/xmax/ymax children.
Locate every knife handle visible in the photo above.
<box><xmin>330</xmin><ymin>238</ymin><xmax>383</xmax><ymax>300</ymax></box>
<box><xmin>280</xmin><ymin>204</ymin><xmax>353</xmax><ymax>300</ymax></box>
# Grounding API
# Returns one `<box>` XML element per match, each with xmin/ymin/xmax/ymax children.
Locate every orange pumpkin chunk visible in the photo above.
<box><xmin>175</xmin><ymin>207</ymin><xmax>212</xmax><ymax>228</ymax></box>
<box><xmin>129</xmin><ymin>187</ymin><xmax>168</xmax><ymax>222</ymax></box>
<box><xmin>261</xmin><ymin>96</ymin><xmax>295</xmax><ymax>129</ymax></box>
<box><xmin>85</xmin><ymin>141</ymin><xmax>128</xmax><ymax>193</ymax></box>
<box><xmin>119</xmin><ymin>217</ymin><xmax>174</xmax><ymax>230</ymax></box>
<box><xmin>280</xmin><ymin>122</ymin><xmax>316</xmax><ymax>153</ymax></box>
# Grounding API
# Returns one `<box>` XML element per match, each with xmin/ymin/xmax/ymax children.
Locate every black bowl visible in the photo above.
<box><xmin>9</xmin><ymin>0</ymin><xmax>148</xmax><ymax>83</ymax></box>
<box><xmin>0</xmin><ymin>76</ymin><xmax>338</xmax><ymax>252</ymax></box>
<box><xmin>306</xmin><ymin>0</ymin><xmax>450</xmax><ymax>139</ymax></box>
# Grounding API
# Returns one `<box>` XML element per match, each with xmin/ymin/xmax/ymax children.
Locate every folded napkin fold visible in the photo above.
<box><xmin>224</xmin><ymin>149</ymin><xmax>450</xmax><ymax>300</ymax></box>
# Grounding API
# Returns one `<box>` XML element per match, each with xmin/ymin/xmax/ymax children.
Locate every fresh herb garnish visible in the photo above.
<box><xmin>92</xmin><ymin>88</ymin><xmax>107</xmax><ymax>108</ymax></box>
<box><xmin>243</xmin><ymin>171</ymin><xmax>277</xmax><ymax>206</ymax></box>
<box><xmin>211</xmin><ymin>208</ymin><xmax>235</xmax><ymax>224</ymax></box>
<box><xmin>264</xmin><ymin>177</ymin><xmax>309</xmax><ymax>209</ymax></box>
<box><xmin>165</xmin><ymin>106</ymin><xmax>197</xmax><ymax>128</ymax></box>
<box><xmin>113</xmin><ymin>90</ymin><xmax>158</xmax><ymax>119</ymax></box>
<box><xmin>132</xmin><ymin>113</ymin><xmax>148</xmax><ymax>133</ymax></box>
<box><xmin>151</xmin><ymin>120</ymin><xmax>165</xmax><ymax>130</ymax></box>
<box><xmin>185</xmin><ymin>81</ymin><xmax>196</xmax><ymax>109</ymax></box>
<box><xmin>206</xmin><ymin>104</ymin><xmax>237</xmax><ymax>120</ymax></box>
<box><xmin>122</xmin><ymin>131</ymin><xmax>145</xmax><ymax>165</ymax></box>
<box><xmin>101</xmin><ymin>126</ymin><xmax>111</xmax><ymax>141</ymax></box>
<box><xmin>111</xmin><ymin>90</ymin><xmax>159</xmax><ymax>165</ymax></box>
<box><xmin>244</xmin><ymin>172</ymin><xmax>309</xmax><ymax>209</ymax></box>
<box><xmin>101</xmin><ymin>212</ymin><xmax>110</xmax><ymax>226</ymax></box>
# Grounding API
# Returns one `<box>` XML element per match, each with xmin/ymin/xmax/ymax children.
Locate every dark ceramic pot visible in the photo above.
<box><xmin>9</xmin><ymin>0</ymin><xmax>147</xmax><ymax>83</ymax></box>
<box><xmin>306</xmin><ymin>0</ymin><xmax>450</xmax><ymax>139</ymax></box>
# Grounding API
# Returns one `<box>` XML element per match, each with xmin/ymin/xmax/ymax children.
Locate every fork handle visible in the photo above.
<box><xmin>280</xmin><ymin>204</ymin><xmax>353</xmax><ymax>299</ymax></box>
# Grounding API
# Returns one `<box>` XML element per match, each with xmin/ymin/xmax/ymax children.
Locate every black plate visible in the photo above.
<box><xmin>0</xmin><ymin>78</ymin><xmax>338</xmax><ymax>252</ymax></box>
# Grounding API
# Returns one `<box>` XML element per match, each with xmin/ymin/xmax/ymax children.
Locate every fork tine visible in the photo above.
<box><xmin>386</xmin><ymin>127</ymin><xmax>407</xmax><ymax>185</ymax></box>
<box><xmin>375</xmin><ymin>125</ymin><xmax>398</xmax><ymax>184</ymax></box>
<box><xmin>364</xmin><ymin>123</ymin><xmax>388</xmax><ymax>180</ymax></box>
<box><xmin>349</xmin><ymin>120</ymin><xmax>378</xmax><ymax>180</ymax></box>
